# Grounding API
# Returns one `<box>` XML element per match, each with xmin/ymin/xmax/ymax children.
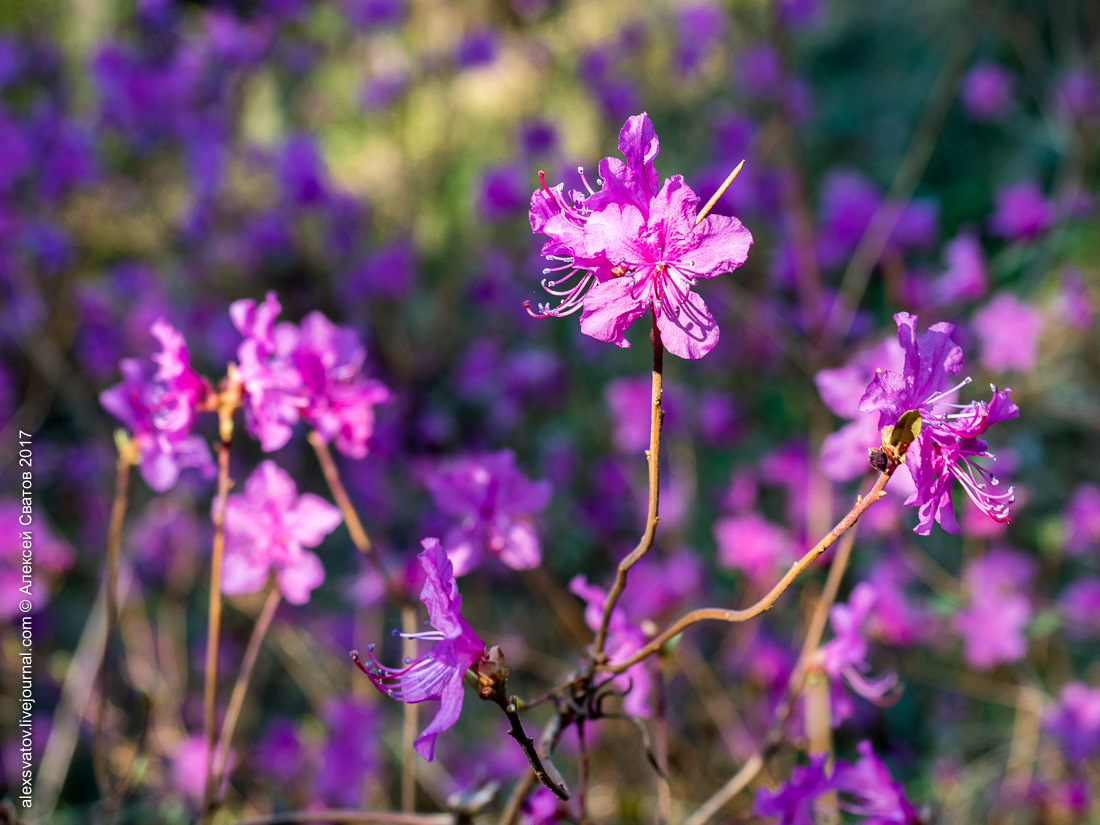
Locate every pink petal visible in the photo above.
<box><xmin>579</xmin><ymin>277</ymin><xmax>648</xmax><ymax>348</ymax></box>
<box><xmin>655</xmin><ymin>288</ymin><xmax>719</xmax><ymax>359</ymax></box>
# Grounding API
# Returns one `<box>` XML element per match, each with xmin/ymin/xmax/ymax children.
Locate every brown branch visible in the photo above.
<box><xmin>201</xmin><ymin>413</ymin><xmax>234</xmax><ymax>823</ymax></box>
<box><xmin>593</xmin><ymin>313</ymin><xmax>664</xmax><ymax>659</ymax></box>
<box><xmin>309</xmin><ymin>430</ymin><xmax>407</xmax><ymax>607</ymax></box>
<box><xmin>602</xmin><ymin>467</ymin><xmax>894</xmax><ymax>675</ymax></box>
<box><xmin>214</xmin><ymin>586</ymin><xmax>282</xmax><ymax>795</ymax></box>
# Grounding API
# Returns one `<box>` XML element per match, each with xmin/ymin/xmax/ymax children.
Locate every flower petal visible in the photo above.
<box><xmin>656</xmin><ymin>288</ymin><xmax>719</xmax><ymax>359</ymax></box>
<box><xmin>579</xmin><ymin>277</ymin><xmax>648</xmax><ymax>348</ymax></box>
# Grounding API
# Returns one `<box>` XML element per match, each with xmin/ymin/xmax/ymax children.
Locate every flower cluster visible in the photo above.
<box><xmin>859</xmin><ymin>312</ymin><xmax>1019</xmax><ymax>534</ymax></box>
<box><xmin>528</xmin><ymin>112</ymin><xmax>753</xmax><ymax>359</ymax></box>
<box><xmin>232</xmin><ymin>292</ymin><xmax>391</xmax><ymax>455</ymax></box>
<box><xmin>100</xmin><ymin>319</ymin><xmax>215</xmax><ymax>491</ymax></box>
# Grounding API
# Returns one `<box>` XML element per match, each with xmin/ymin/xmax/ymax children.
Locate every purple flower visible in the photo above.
<box><xmin>100</xmin><ymin>319</ymin><xmax>215</xmax><ymax>492</ymax></box>
<box><xmin>221</xmin><ymin>460</ymin><xmax>342</xmax><ymax>604</ymax></box>
<box><xmin>171</xmin><ymin>734</ymin><xmax>235</xmax><ymax>803</ymax></box>
<box><xmin>1053</xmin><ymin>68</ymin><xmax>1100</xmax><ymax>124</ymax></box>
<box><xmin>754</xmin><ymin>754</ymin><xmax>835</xmax><ymax>825</ymax></box>
<box><xmin>833</xmin><ymin>741</ymin><xmax>922</xmax><ymax>824</ymax></box>
<box><xmin>960</xmin><ymin>63</ymin><xmax>1014</xmax><ymax>121</ymax></box>
<box><xmin>231</xmin><ymin>293</ymin><xmax>304</xmax><ymax>451</ymax></box>
<box><xmin>1045</xmin><ymin>682</ymin><xmax>1100</xmax><ymax>763</ymax></box>
<box><xmin>312</xmin><ymin>698</ymin><xmax>381</xmax><ymax>805</ymax></box>
<box><xmin>425</xmin><ymin>450</ymin><xmax>551</xmax><ymax>576</ymax></box>
<box><xmin>714</xmin><ymin>512</ymin><xmax>796</xmax><ymax>585</ymax></box>
<box><xmin>286</xmin><ymin>312</ymin><xmax>391</xmax><ymax>458</ymax></box>
<box><xmin>1058</xmin><ymin>577</ymin><xmax>1100</xmax><ymax>638</ymax></box>
<box><xmin>0</xmin><ymin>500</ymin><xmax>73</xmax><ymax>620</ymax></box>
<box><xmin>990</xmin><ymin>180</ymin><xmax>1054</xmax><ymax>241</ymax></box>
<box><xmin>953</xmin><ymin>547</ymin><xmax>1034</xmax><ymax>669</ymax></box>
<box><xmin>970</xmin><ymin>292</ymin><xmax>1043</xmax><ymax>373</ymax></box>
<box><xmin>932</xmin><ymin>232</ymin><xmax>987</xmax><ymax>305</ymax></box>
<box><xmin>231</xmin><ymin>294</ymin><xmax>390</xmax><ymax>455</ymax></box>
<box><xmin>859</xmin><ymin>312</ymin><xmax>1019</xmax><ymax>534</ymax></box>
<box><xmin>529</xmin><ymin>112</ymin><xmax>752</xmax><ymax>359</ymax></box>
<box><xmin>355</xmin><ymin>538</ymin><xmax>486</xmax><ymax>761</ymax></box>
<box><xmin>455</xmin><ymin>27</ymin><xmax>498</xmax><ymax>68</ymax></box>
<box><xmin>819</xmin><ymin>583</ymin><xmax>898</xmax><ymax>702</ymax></box>
<box><xmin>478</xmin><ymin>164</ymin><xmax>528</xmax><ymax>221</ymax></box>
<box><xmin>1064</xmin><ymin>483</ymin><xmax>1100</xmax><ymax>556</ymax></box>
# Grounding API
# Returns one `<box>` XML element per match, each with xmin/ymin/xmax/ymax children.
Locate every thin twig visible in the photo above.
<box><xmin>603</xmin><ymin>468</ymin><xmax>895</xmax><ymax>674</ymax></box>
<box><xmin>309</xmin><ymin>431</ymin><xmax>406</xmax><ymax>606</ymax></box>
<box><xmin>593</xmin><ymin>313</ymin><xmax>664</xmax><ymax>659</ymax></box>
<box><xmin>679</xmin><ymin>753</ymin><xmax>765</xmax><ymax>825</ymax></box>
<box><xmin>201</xmin><ymin>420</ymin><xmax>233</xmax><ymax>823</ymax></box>
<box><xmin>654</xmin><ymin>661</ymin><xmax>672</xmax><ymax>825</ymax></box>
<box><xmin>93</xmin><ymin>435</ymin><xmax>135</xmax><ymax>796</ymax></box>
<box><xmin>231</xmin><ymin>811</ymin><xmax>453</xmax><ymax>825</ymax></box>
<box><xmin>214</xmin><ymin>586</ymin><xmax>282</xmax><ymax>795</ymax></box>
<box><xmin>498</xmin><ymin>713</ymin><xmax>568</xmax><ymax>825</ymax></box>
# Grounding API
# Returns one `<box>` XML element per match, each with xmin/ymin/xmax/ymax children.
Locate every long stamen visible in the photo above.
<box><xmin>925</xmin><ymin>376</ymin><xmax>973</xmax><ymax>407</ymax></box>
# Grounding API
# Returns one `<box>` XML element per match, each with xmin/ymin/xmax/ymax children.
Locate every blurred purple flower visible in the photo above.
<box><xmin>738</xmin><ymin>44</ymin><xmax>785</xmax><ymax>96</ymax></box>
<box><xmin>455</xmin><ymin>27</ymin><xmax>498</xmax><ymax>68</ymax></box>
<box><xmin>970</xmin><ymin>292</ymin><xmax>1043</xmax><ymax>373</ymax></box>
<box><xmin>360</xmin><ymin>71</ymin><xmax>409</xmax><ymax>110</ymax></box>
<box><xmin>231</xmin><ymin>293</ymin><xmax>305</xmax><ymax>451</ymax></box>
<box><xmin>859</xmin><ymin>312</ymin><xmax>1018</xmax><ymax>534</ymax></box>
<box><xmin>519</xmin><ymin>119</ymin><xmax>558</xmax><ymax>157</ymax></box>
<box><xmin>754</xmin><ymin>754</ymin><xmax>834</xmax><ymax>825</ymax></box>
<box><xmin>675</xmin><ymin>3</ymin><xmax>726</xmax><ymax>75</ymax></box>
<box><xmin>990</xmin><ymin>180</ymin><xmax>1054</xmax><ymax>241</ymax></box>
<box><xmin>932</xmin><ymin>232</ymin><xmax>987</xmax><ymax>305</ymax></box>
<box><xmin>344</xmin><ymin>0</ymin><xmax>405</xmax><ymax>28</ymax></box>
<box><xmin>278</xmin><ymin>134</ymin><xmax>330</xmax><ymax>207</ymax></box>
<box><xmin>312</xmin><ymin>698</ymin><xmax>381</xmax><ymax>805</ymax></box>
<box><xmin>355</xmin><ymin>538</ymin><xmax>486</xmax><ymax>761</ymax></box>
<box><xmin>1053</xmin><ymin>68</ymin><xmax>1100</xmax><ymax>124</ymax></box>
<box><xmin>171</xmin><ymin>734</ymin><xmax>235</xmax><ymax>803</ymax></box>
<box><xmin>425</xmin><ymin>450</ymin><xmax>551</xmax><ymax>576</ymax></box>
<box><xmin>960</xmin><ymin>63</ymin><xmax>1014</xmax><ymax>121</ymax></box>
<box><xmin>345</xmin><ymin>239</ymin><xmax>416</xmax><ymax>299</ymax></box>
<box><xmin>604</xmin><ymin>375</ymin><xmax>682</xmax><ymax>452</ymax></box>
<box><xmin>256</xmin><ymin>719</ymin><xmax>303</xmax><ymax>785</ymax></box>
<box><xmin>221</xmin><ymin>460</ymin><xmax>342</xmax><ymax>604</ymax></box>
<box><xmin>833</xmin><ymin>741</ymin><xmax>922</xmax><ymax>824</ymax></box>
<box><xmin>1064</xmin><ymin>483</ymin><xmax>1100</xmax><ymax>556</ymax></box>
<box><xmin>1055</xmin><ymin>269</ymin><xmax>1095</xmax><ymax>331</ymax></box>
<box><xmin>100</xmin><ymin>319</ymin><xmax>215</xmax><ymax>492</ymax></box>
<box><xmin>714</xmin><ymin>512</ymin><xmax>796</xmax><ymax>585</ymax></box>
<box><xmin>287</xmin><ymin>312</ymin><xmax>391</xmax><ymax>458</ymax></box>
<box><xmin>570</xmin><ymin>573</ymin><xmax>652</xmax><ymax>717</ymax></box>
<box><xmin>953</xmin><ymin>546</ymin><xmax>1034</xmax><ymax>669</ymax></box>
<box><xmin>817</xmin><ymin>169</ymin><xmax>880</xmax><ymax>267</ymax></box>
<box><xmin>478</xmin><ymin>164</ymin><xmax>527</xmax><ymax>221</ymax></box>
<box><xmin>231</xmin><ymin>294</ymin><xmax>389</xmax><ymax>455</ymax></box>
<box><xmin>1058</xmin><ymin>577</ymin><xmax>1100</xmax><ymax>638</ymax></box>
<box><xmin>1045</xmin><ymin>682</ymin><xmax>1100</xmax><ymax>763</ymax></box>
<box><xmin>820</xmin><ymin>583</ymin><xmax>898</xmax><ymax>702</ymax></box>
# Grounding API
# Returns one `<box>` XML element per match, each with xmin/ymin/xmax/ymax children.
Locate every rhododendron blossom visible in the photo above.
<box><xmin>859</xmin><ymin>312</ymin><xmax>1019</xmax><ymax>534</ymax></box>
<box><xmin>231</xmin><ymin>292</ymin><xmax>390</xmax><ymax>455</ymax></box>
<box><xmin>221</xmin><ymin>460</ymin><xmax>342</xmax><ymax>604</ymax></box>
<box><xmin>528</xmin><ymin>112</ymin><xmax>752</xmax><ymax>359</ymax></box>
<box><xmin>355</xmin><ymin>538</ymin><xmax>486</xmax><ymax>761</ymax></box>
<box><xmin>100</xmin><ymin>318</ymin><xmax>215</xmax><ymax>491</ymax></box>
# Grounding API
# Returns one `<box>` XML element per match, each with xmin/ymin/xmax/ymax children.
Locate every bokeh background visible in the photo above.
<box><xmin>1</xmin><ymin>0</ymin><xmax>1099</xmax><ymax>822</ymax></box>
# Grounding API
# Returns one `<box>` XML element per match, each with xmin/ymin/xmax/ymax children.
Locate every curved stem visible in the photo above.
<box><xmin>679</xmin><ymin>753</ymin><xmax>765</xmax><ymax>825</ymax></box>
<box><xmin>593</xmin><ymin>314</ymin><xmax>664</xmax><ymax>659</ymax></box>
<box><xmin>400</xmin><ymin>605</ymin><xmax>419</xmax><ymax>811</ymax></box>
<box><xmin>213</xmin><ymin>585</ymin><xmax>282</xmax><ymax>796</ymax></box>
<box><xmin>309</xmin><ymin>431</ymin><xmax>407</xmax><ymax>607</ymax></box>
<box><xmin>602</xmin><ymin>466</ymin><xmax>895</xmax><ymax>674</ymax></box>
<box><xmin>201</xmin><ymin>422</ymin><xmax>233</xmax><ymax>823</ymax></box>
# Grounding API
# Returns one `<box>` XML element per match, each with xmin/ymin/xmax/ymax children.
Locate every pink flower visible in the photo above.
<box><xmin>221</xmin><ymin>460</ymin><xmax>342</xmax><ymax>604</ymax></box>
<box><xmin>529</xmin><ymin>112</ymin><xmax>752</xmax><ymax>359</ymax></box>
<box><xmin>100</xmin><ymin>319</ymin><xmax>215</xmax><ymax>491</ymax></box>
<box><xmin>990</xmin><ymin>180</ymin><xmax>1054</xmax><ymax>241</ymax></box>
<box><xmin>425</xmin><ymin>450</ymin><xmax>551</xmax><ymax>576</ymax></box>
<box><xmin>859</xmin><ymin>313</ymin><xmax>1019</xmax><ymax>534</ymax></box>
<box><xmin>355</xmin><ymin>538</ymin><xmax>486</xmax><ymax>761</ymax></box>
<box><xmin>960</xmin><ymin>63</ymin><xmax>1014</xmax><ymax>121</ymax></box>
<box><xmin>819</xmin><ymin>583</ymin><xmax>898</xmax><ymax>702</ymax></box>
<box><xmin>953</xmin><ymin>547</ymin><xmax>1034</xmax><ymax>669</ymax></box>
<box><xmin>714</xmin><ymin>512</ymin><xmax>796</xmax><ymax>585</ymax></box>
<box><xmin>231</xmin><ymin>293</ymin><xmax>390</xmax><ymax>455</ymax></box>
<box><xmin>970</xmin><ymin>292</ymin><xmax>1043</xmax><ymax>373</ymax></box>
